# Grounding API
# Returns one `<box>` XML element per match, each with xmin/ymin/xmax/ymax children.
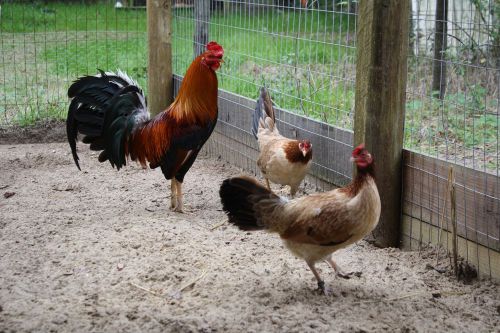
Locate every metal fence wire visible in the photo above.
<box><xmin>403</xmin><ymin>0</ymin><xmax>499</xmax><ymax>279</ymax></box>
<box><xmin>173</xmin><ymin>0</ymin><xmax>499</xmax><ymax>279</ymax></box>
<box><xmin>0</xmin><ymin>1</ymin><xmax>147</xmax><ymax>126</ymax></box>
<box><xmin>0</xmin><ymin>0</ymin><xmax>498</xmax><ymax>279</ymax></box>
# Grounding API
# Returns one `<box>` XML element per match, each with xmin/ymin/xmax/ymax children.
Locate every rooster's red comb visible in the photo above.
<box><xmin>206</xmin><ymin>41</ymin><xmax>224</xmax><ymax>57</ymax></box>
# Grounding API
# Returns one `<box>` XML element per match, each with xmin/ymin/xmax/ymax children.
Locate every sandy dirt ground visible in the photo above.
<box><xmin>0</xmin><ymin>142</ymin><xmax>499</xmax><ymax>333</ymax></box>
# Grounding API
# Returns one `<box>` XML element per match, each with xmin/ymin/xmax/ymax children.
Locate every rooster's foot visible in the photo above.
<box><xmin>170</xmin><ymin>204</ymin><xmax>184</xmax><ymax>213</ymax></box>
<box><xmin>169</xmin><ymin>202</ymin><xmax>183</xmax><ymax>213</ymax></box>
<box><xmin>170</xmin><ymin>203</ymin><xmax>197</xmax><ymax>214</ymax></box>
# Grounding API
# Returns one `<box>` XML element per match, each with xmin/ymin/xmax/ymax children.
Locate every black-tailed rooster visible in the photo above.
<box><xmin>219</xmin><ymin>144</ymin><xmax>380</xmax><ymax>294</ymax></box>
<box><xmin>67</xmin><ymin>41</ymin><xmax>224</xmax><ymax>213</ymax></box>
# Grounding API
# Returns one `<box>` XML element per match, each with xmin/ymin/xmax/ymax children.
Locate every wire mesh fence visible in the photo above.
<box><xmin>0</xmin><ymin>0</ymin><xmax>498</xmax><ymax>279</ymax></box>
<box><xmin>173</xmin><ymin>0</ymin><xmax>499</xmax><ymax>278</ymax></box>
<box><xmin>0</xmin><ymin>1</ymin><xmax>147</xmax><ymax>126</ymax></box>
<box><xmin>402</xmin><ymin>0</ymin><xmax>499</xmax><ymax>278</ymax></box>
<box><xmin>407</xmin><ymin>0</ymin><xmax>498</xmax><ymax>173</ymax></box>
<box><xmin>173</xmin><ymin>0</ymin><xmax>357</xmax><ymax>128</ymax></box>
<box><xmin>172</xmin><ymin>0</ymin><xmax>357</xmax><ymax>191</ymax></box>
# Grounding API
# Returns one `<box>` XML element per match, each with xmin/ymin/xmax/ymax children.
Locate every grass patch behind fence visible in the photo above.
<box><xmin>0</xmin><ymin>2</ymin><xmax>497</xmax><ymax>172</ymax></box>
<box><xmin>1</xmin><ymin>2</ymin><xmax>356</xmax><ymax>128</ymax></box>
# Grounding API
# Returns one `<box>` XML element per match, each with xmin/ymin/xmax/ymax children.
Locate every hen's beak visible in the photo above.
<box><xmin>302</xmin><ymin>149</ymin><xmax>307</xmax><ymax>157</ymax></box>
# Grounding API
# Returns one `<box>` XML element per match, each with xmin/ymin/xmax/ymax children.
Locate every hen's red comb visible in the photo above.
<box><xmin>206</xmin><ymin>41</ymin><xmax>224</xmax><ymax>57</ymax></box>
<box><xmin>352</xmin><ymin>143</ymin><xmax>366</xmax><ymax>157</ymax></box>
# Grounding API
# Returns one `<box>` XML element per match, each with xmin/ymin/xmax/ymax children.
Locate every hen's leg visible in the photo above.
<box><xmin>306</xmin><ymin>261</ymin><xmax>328</xmax><ymax>295</ymax></box>
<box><xmin>326</xmin><ymin>256</ymin><xmax>357</xmax><ymax>279</ymax></box>
<box><xmin>170</xmin><ymin>179</ymin><xmax>178</xmax><ymax>210</ymax></box>
<box><xmin>265</xmin><ymin>178</ymin><xmax>271</xmax><ymax>191</ymax></box>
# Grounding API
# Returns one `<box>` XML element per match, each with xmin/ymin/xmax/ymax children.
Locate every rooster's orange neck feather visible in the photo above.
<box><xmin>166</xmin><ymin>54</ymin><xmax>219</xmax><ymax>124</ymax></box>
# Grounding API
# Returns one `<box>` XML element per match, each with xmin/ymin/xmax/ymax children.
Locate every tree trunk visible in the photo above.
<box><xmin>194</xmin><ymin>0</ymin><xmax>210</xmax><ymax>57</ymax></box>
<box><xmin>432</xmin><ymin>0</ymin><xmax>448</xmax><ymax>99</ymax></box>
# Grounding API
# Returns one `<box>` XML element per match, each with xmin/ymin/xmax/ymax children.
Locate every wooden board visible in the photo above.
<box><xmin>402</xmin><ymin>215</ymin><xmax>500</xmax><ymax>280</ymax></box>
<box><xmin>403</xmin><ymin>150</ymin><xmax>500</xmax><ymax>251</ymax></box>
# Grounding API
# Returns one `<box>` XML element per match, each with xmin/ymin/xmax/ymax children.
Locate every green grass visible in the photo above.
<box><xmin>404</xmin><ymin>86</ymin><xmax>499</xmax><ymax>171</ymax></box>
<box><xmin>0</xmin><ymin>2</ymin><xmax>146</xmax><ymax>33</ymax></box>
<box><xmin>44</xmin><ymin>35</ymin><xmax>148</xmax><ymax>87</ymax></box>
<box><xmin>1</xmin><ymin>2</ymin><xmax>356</xmax><ymax>128</ymax></box>
<box><xmin>172</xmin><ymin>8</ymin><xmax>356</xmax><ymax>123</ymax></box>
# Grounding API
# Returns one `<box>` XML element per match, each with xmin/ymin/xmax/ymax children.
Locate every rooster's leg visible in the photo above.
<box><xmin>326</xmin><ymin>256</ymin><xmax>355</xmax><ymax>279</ymax></box>
<box><xmin>306</xmin><ymin>261</ymin><xmax>328</xmax><ymax>295</ymax></box>
<box><xmin>170</xmin><ymin>179</ymin><xmax>178</xmax><ymax>210</ymax></box>
<box><xmin>173</xmin><ymin>180</ymin><xmax>184</xmax><ymax>213</ymax></box>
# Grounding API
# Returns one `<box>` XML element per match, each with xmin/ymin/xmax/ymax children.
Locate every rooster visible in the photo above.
<box><xmin>67</xmin><ymin>41</ymin><xmax>224</xmax><ymax>213</ymax></box>
<box><xmin>252</xmin><ymin>87</ymin><xmax>312</xmax><ymax>196</ymax></box>
<box><xmin>219</xmin><ymin>144</ymin><xmax>380</xmax><ymax>294</ymax></box>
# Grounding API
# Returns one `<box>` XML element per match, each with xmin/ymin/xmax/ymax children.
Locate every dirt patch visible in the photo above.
<box><xmin>0</xmin><ymin>142</ymin><xmax>499</xmax><ymax>332</ymax></box>
<box><xmin>0</xmin><ymin>120</ymin><xmax>66</xmax><ymax>144</ymax></box>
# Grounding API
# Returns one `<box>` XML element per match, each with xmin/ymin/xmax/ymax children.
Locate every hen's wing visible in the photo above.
<box><xmin>276</xmin><ymin>192</ymin><xmax>355</xmax><ymax>246</ymax></box>
<box><xmin>257</xmin><ymin>138</ymin><xmax>285</xmax><ymax>172</ymax></box>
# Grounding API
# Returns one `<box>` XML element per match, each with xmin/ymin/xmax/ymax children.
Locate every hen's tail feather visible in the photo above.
<box><xmin>251</xmin><ymin>87</ymin><xmax>276</xmax><ymax>139</ymax></box>
<box><xmin>66</xmin><ymin>70</ymin><xmax>149</xmax><ymax>170</ymax></box>
<box><xmin>219</xmin><ymin>176</ymin><xmax>280</xmax><ymax>231</ymax></box>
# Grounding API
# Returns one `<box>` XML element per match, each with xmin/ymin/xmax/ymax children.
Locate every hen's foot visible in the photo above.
<box><xmin>325</xmin><ymin>257</ymin><xmax>361</xmax><ymax>279</ymax></box>
<box><xmin>336</xmin><ymin>271</ymin><xmax>362</xmax><ymax>279</ymax></box>
<box><xmin>315</xmin><ymin>280</ymin><xmax>332</xmax><ymax>296</ymax></box>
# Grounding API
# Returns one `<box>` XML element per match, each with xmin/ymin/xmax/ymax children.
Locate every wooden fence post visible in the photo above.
<box><xmin>354</xmin><ymin>1</ymin><xmax>409</xmax><ymax>247</ymax></box>
<box><xmin>147</xmin><ymin>0</ymin><xmax>173</xmax><ymax>116</ymax></box>
<box><xmin>194</xmin><ymin>0</ymin><xmax>210</xmax><ymax>57</ymax></box>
